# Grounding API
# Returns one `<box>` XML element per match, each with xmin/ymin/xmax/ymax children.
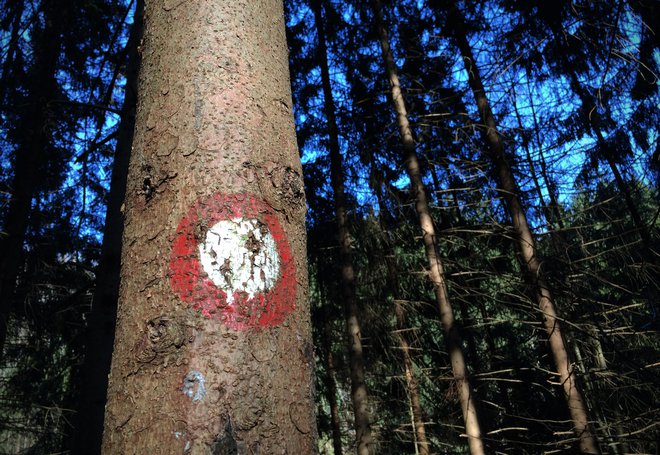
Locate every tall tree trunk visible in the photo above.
<box><xmin>72</xmin><ymin>2</ymin><xmax>144</xmax><ymax>452</ymax></box>
<box><xmin>553</xmin><ymin>20</ymin><xmax>659</xmax><ymax>385</ymax></box>
<box><xmin>572</xmin><ymin>335</ymin><xmax>624</xmax><ymax>455</ymax></box>
<box><xmin>394</xmin><ymin>301</ymin><xmax>430</xmax><ymax>455</ymax></box>
<box><xmin>510</xmin><ymin>82</ymin><xmax>569</xmax><ymax>262</ymax></box>
<box><xmin>450</xmin><ymin>7</ymin><xmax>601</xmax><ymax>454</ymax></box>
<box><xmin>627</xmin><ymin>0</ymin><xmax>660</xmax><ymax>101</ymax></box>
<box><xmin>0</xmin><ymin>0</ymin><xmax>64</xmax><ymax>362</ymax></box>
<box><xmin>523</xmin><ymin>69</ymin><xmax>565</xmax><ymax>232</ymax></box>
<box><xmin>311</xmin><ymin>1</ymin><xmax>373</xmax><ymax>453</ymax></box>
<box><xmin>374</xmin><ymin>176</ymin><xmax>431</xmax><ymax>455</ymax></box>
<box><xmin>511</xmin><ymin>91</ymin><xmax>555</xmax><ymax>233</ymax></box>
<box><xmin>322</xmin><ymin>319</ymin><xmax>345</xmax><ymax>455</ymax></box>
<box><xmin>0</xmin><ymin>0</ymin><xmax>23</xmax><ymax>107</ymax></box>
<box><xmin>371</xmin><ymin>2</ymin><xmax>486</xmax><ymax>453</ymax></box>
<box><xmin>102</xmin><ymin>1</ymin><xmax>317</xmax><ymax>453</ymax></box>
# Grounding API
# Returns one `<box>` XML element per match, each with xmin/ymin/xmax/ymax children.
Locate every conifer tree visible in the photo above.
<box><xmin>310</xmin><ymin>1</ymin><xmax>374</xmax><ymax>453</ymax></box>
<box><xmin>102</xmin><ymin>1</ymin><xmax>317</xmax><ymax>452</ymax></box>
<box><xmin>72</xmin><ymin>1</ymin><xmax>144</xmax><ymax>452</ymax></box>
<box><xmin>447</xmin><ymin>4</ymin><xmax>601</xmax><ymax>453</ymax></box>
<box><xmin>371</xmin><ymin>1</ymin><xmax>486</xmax><ymax>453</ymax></box>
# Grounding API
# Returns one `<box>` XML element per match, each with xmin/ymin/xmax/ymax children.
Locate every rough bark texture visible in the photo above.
<box><xmin>0</xmin><ymin>0</ymin><xmax>63</xmax><ymax>361</ymax></box>
<box><xmin>311</xmin><ymin>1</ymin><xmax>373</xmax><ymax>454</ymax></box>
<box><xmin>102</xmin><ymin>1</ymin><xmax>317</xmax><ymax>453</ymax></box>
<box><xmin>72</xmin><ymin>2</ymin><xmax>143</xmax><ymax>453</ymax></box>
<box><xmin>450</xmin><ymin>7</ymin><xmax>601</xmax><ymax>454</ymax></box>
<box><xmin>371</xmin><ymin>1</ymin><xmax>486</xmax><ymax>453</ymax></box>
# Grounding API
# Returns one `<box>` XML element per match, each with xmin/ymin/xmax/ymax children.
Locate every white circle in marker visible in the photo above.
<box><xmin>198</xmin><ymin>218</ymin><xmax>280</xmax><ymax>304</ymax></box>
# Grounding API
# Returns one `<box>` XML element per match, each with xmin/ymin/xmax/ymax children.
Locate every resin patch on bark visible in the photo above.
<box><xmin>170</xmin><ymin>193</ymin><xmax>296</xmax><ymax>330</ymax></box>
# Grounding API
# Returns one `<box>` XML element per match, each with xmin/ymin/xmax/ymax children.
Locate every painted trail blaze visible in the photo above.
<box><xmin>170</xmin><ymin>193</ymin><xmax>296</xmax><ymax>330</ymax></box>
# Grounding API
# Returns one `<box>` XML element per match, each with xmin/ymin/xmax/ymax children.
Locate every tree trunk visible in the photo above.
<box><xmin>551</xmin><ymin>24</ymin><xmax>651</xmax><ymax>248</ymax></box>
<box><xmin>0</xmin><ymin>1</ymin><xmax>23</xmax><ymax>107</ymax></box>
<box><xmin>394</xmin><ymin>302</ymin><xmax>430</xmax><ymax>455</ymax></box>
<box><xmin>322</xmin><ymin>320</ymin><xmax>345</xmax><ymax>455</ymax></box>
<box><xmin>627</xmin><ymin>0</ymin><xmax>660</xmax><ymax>100</ymax></box>
<box><xmin>0</xmin><ymin>0</ymin><xmax>64</xmax><ymax>362</ymax></box>
<box><xmin>450</xmin><ymin>7</ymin><xmax>601</xmax><ymax>454</ymax></box>
<box><xmin>572</xmin><ymin>337</ymin><xmax>623</xmax><ymax>455</ymax></box>
<box><xmin>523</xmin><ymin>69</ymin><xmax>565</xmax><ymax>232</ymax></box>
<box><xmin>102</xmin><ymin>1</ymin><xmax>317</xmax><ymax>453</ymax></box>
<box><xmin>311</xmin><ymin>2</ymin><xmax>373</xmax><ymax>453</ymax></box>
<box><xmin>371</xmin><ymin>2</ymin><xmax>486</xmax><ymax>453</ymax></box>
<box><xmin>511</xmin><ymin>89</ymin><xmax>556</xmax><ymax>234</ymax></box>
<box><xmin>72</xmin><ymin>2</ymin><xmax>144</xmax><ymax>452</ymax></box>
<box><xmin>374</xmin><ymin>177</ymin><xmax>431</xmax><ymax>455</ymax></box>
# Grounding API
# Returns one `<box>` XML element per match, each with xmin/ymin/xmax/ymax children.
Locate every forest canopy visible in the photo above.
<box><xmin>0</xmin><ymin>0</ymin><xmax>658</xmax><ymax>453</ymax></box>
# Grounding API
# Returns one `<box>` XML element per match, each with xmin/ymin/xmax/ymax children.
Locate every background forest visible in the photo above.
<box><xmin>0</xmin><ymin>0</ymin><xmax>658</xmax><ymax>453</ymax></box>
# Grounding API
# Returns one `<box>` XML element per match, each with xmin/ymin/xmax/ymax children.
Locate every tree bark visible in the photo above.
<box><xmin>311</xmin><ymin>1</ymin><xmax>373</xmax><ymax>453</ymax></box>
<box><xmin>72</xmin><ymin>2</ymin><xmax>144</xmax><ymax>452</ymax></box>
<box><xmin>0</xmin><ymin>0</ymin><xmax>64</xmax><ymax>362</ymax></box>
<box><xmin>371</xmin><ymin>1</ymin><xmax>486</xmax><ymax>453</ymax></box>
<box><xmin>102</xmin><ymin>1</ymin><xmax>317</xmax><ymax>453</ymax></box>
<box><xmin>450</xmin><ymin>7</ymin><xmax>601</xmax><ymax>454</ymax></box>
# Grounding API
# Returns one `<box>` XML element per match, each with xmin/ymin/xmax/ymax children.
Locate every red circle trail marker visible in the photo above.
<box><xmin>170</xmin><ymin>193</ymin><xmax>296</xmax><ymax>331</ymax></box>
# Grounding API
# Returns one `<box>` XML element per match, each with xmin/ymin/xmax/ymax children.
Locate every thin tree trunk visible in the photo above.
<box><xmin>585</xmin><ymin>327</ymin><xmax>629</xmax><ymax>454</ymax></box>
<box><xmin>510</xmin><ymin>82</ymin><xmax>569</xmax><ymax>262</ymax></box>
<box><xmin>628</xmin><ymin>0</ymin><xmax>660</xmax><ymax>100</ymax></box>
<box><xmin>322</xmin><ymin>319</ymin><xmax>345</xmax><ymax>455</ymax></box>
<box><xmin>311</xmin><ymin>2</ymin><xmax>373</xmax><ymax>453</ymax></box>
<box><xmin>371</xmin><ymin>2</ymin><xmax>486</xmax><ymax>453</ymax></box>
<box><xmin>374</xmin><ymin>176</ymin><xmax>430</xmax><ymax>455</ymax></box>
<box><xmin>395</xmin><ymin>302</ymin><xmax>430</xmax><ymax>455</ymax></box>
<box><xmin>601</xmin><ymin>140</ymin><xmax>650</xmax><ymax>245</ymax></box>
<box><xmin>71</xmin><ymin>2</ymin><xmax>143</xmax><ymax>452</ymax></box>
<box><xmin>551</xmin><ymin>25</ymin><xmax>651</xmax><ymax>248</ymax></box>
<box><xmin>0</xmin><ymin>1</ymin><xmax>23</xmax><ymax>107</ymax></box>
<box><xmin>102</xmin><ymin>1</ymin><xmax>317</xmax><ymax>453</ymax></box>
<box><xmin>510</xmin><ymin>89</ymin><xmax>555</xmax><ymax>233</ymax></box>
<box><xmin>554</xmin><ymin>27</ymin><xmax>659</xmax><ymax>397</ymax></box>
<box><xmin>450</xmin><ymin>7</ymin><xmax>601</xmax><ymax>454</ymax></box>
<box><xmin>572</xmin><ymin>338</ymin><xmax>622</xmax><ymax>455</ymax></box>
<box><xmin>523</xmin><ymin>69</ymin><xmax>565</xmax><ymax>232</ymax></box>
<box><xmin>0</xmin><ymin>0</ymin><xmax>64</xmax><ymax>362</ymax></box>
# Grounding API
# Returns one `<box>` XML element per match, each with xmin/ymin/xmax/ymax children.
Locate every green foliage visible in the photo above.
<box><xmin>293</xmin><ymin>0</ymin><xmax>659</xmax><ymax>453</ymax></box>
<box><xmin>0</xmin><ymin>0</ymin><xmax>132</xmax><ymax>452</ymax></box>
<box><xmin>1</xmin><ymin>0</ymin><xmax>658</xmax><ymax>453</ymax></box>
